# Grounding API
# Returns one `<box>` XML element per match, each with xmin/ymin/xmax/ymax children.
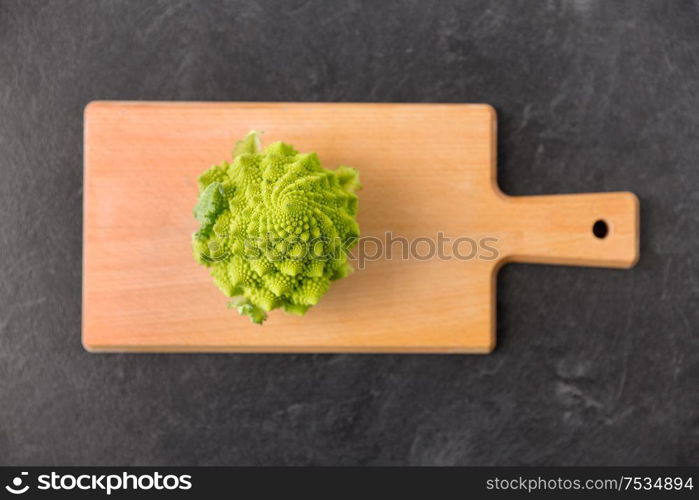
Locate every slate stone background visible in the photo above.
<box><xmin>0</xmin><ymin>0</ymin><xmax>697</xmax><ymax>466</ymax></box>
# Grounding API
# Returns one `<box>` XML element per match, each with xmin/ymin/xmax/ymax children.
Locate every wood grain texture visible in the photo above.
<box><xmin>83</xmin><ymin>102</ymin><xmax>639</xmax><ymax>353</ymax></box>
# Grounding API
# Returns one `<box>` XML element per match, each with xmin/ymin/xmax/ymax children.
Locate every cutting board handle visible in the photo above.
<box><xmin>499</xmin><ymin>191</ymin><xmax>639</xmax><ymax>268</ymax></box>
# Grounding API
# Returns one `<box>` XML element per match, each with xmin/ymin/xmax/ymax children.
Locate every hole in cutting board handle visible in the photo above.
<box><xmin>592</xmin><ymin>219</ymin><xmax>609</xmax><ymax>239</ymax></box>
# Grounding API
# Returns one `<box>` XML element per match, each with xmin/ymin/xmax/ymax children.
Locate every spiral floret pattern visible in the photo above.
<box><xmin>193</xmin><ymin>131</ymin><xmax>360</xmax><ymax>324</ymax></box>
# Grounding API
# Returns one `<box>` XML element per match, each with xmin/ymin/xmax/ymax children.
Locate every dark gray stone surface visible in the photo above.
<box><xmin>0</xmin><ymin>0</ymin><xmax>697</xmax><ymax>465</ymax></box>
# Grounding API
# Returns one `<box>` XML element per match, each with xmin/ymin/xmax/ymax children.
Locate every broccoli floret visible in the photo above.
<box><xmin>193</xmin><ymin>131</ymin><xmax>360</xmax><ymax>324</ymax></box>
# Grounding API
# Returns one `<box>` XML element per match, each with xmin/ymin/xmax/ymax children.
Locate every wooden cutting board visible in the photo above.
<box><xmin>83</xmin><ymin>102</ymin><xmax>639</xmax><ymax>353</ymax></box>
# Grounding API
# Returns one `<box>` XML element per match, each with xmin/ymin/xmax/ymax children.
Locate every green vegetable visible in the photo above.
<box><xmin>193</xmin><ymin>131</ymin><xmax>360</xmax><ymax>324</ymax></box>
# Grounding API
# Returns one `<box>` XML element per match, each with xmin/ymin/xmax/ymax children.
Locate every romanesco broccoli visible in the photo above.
<box><xmin>193</xmin><ymin>131</ymin><xmax>360</xmax><ymax>324</ymax></box>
